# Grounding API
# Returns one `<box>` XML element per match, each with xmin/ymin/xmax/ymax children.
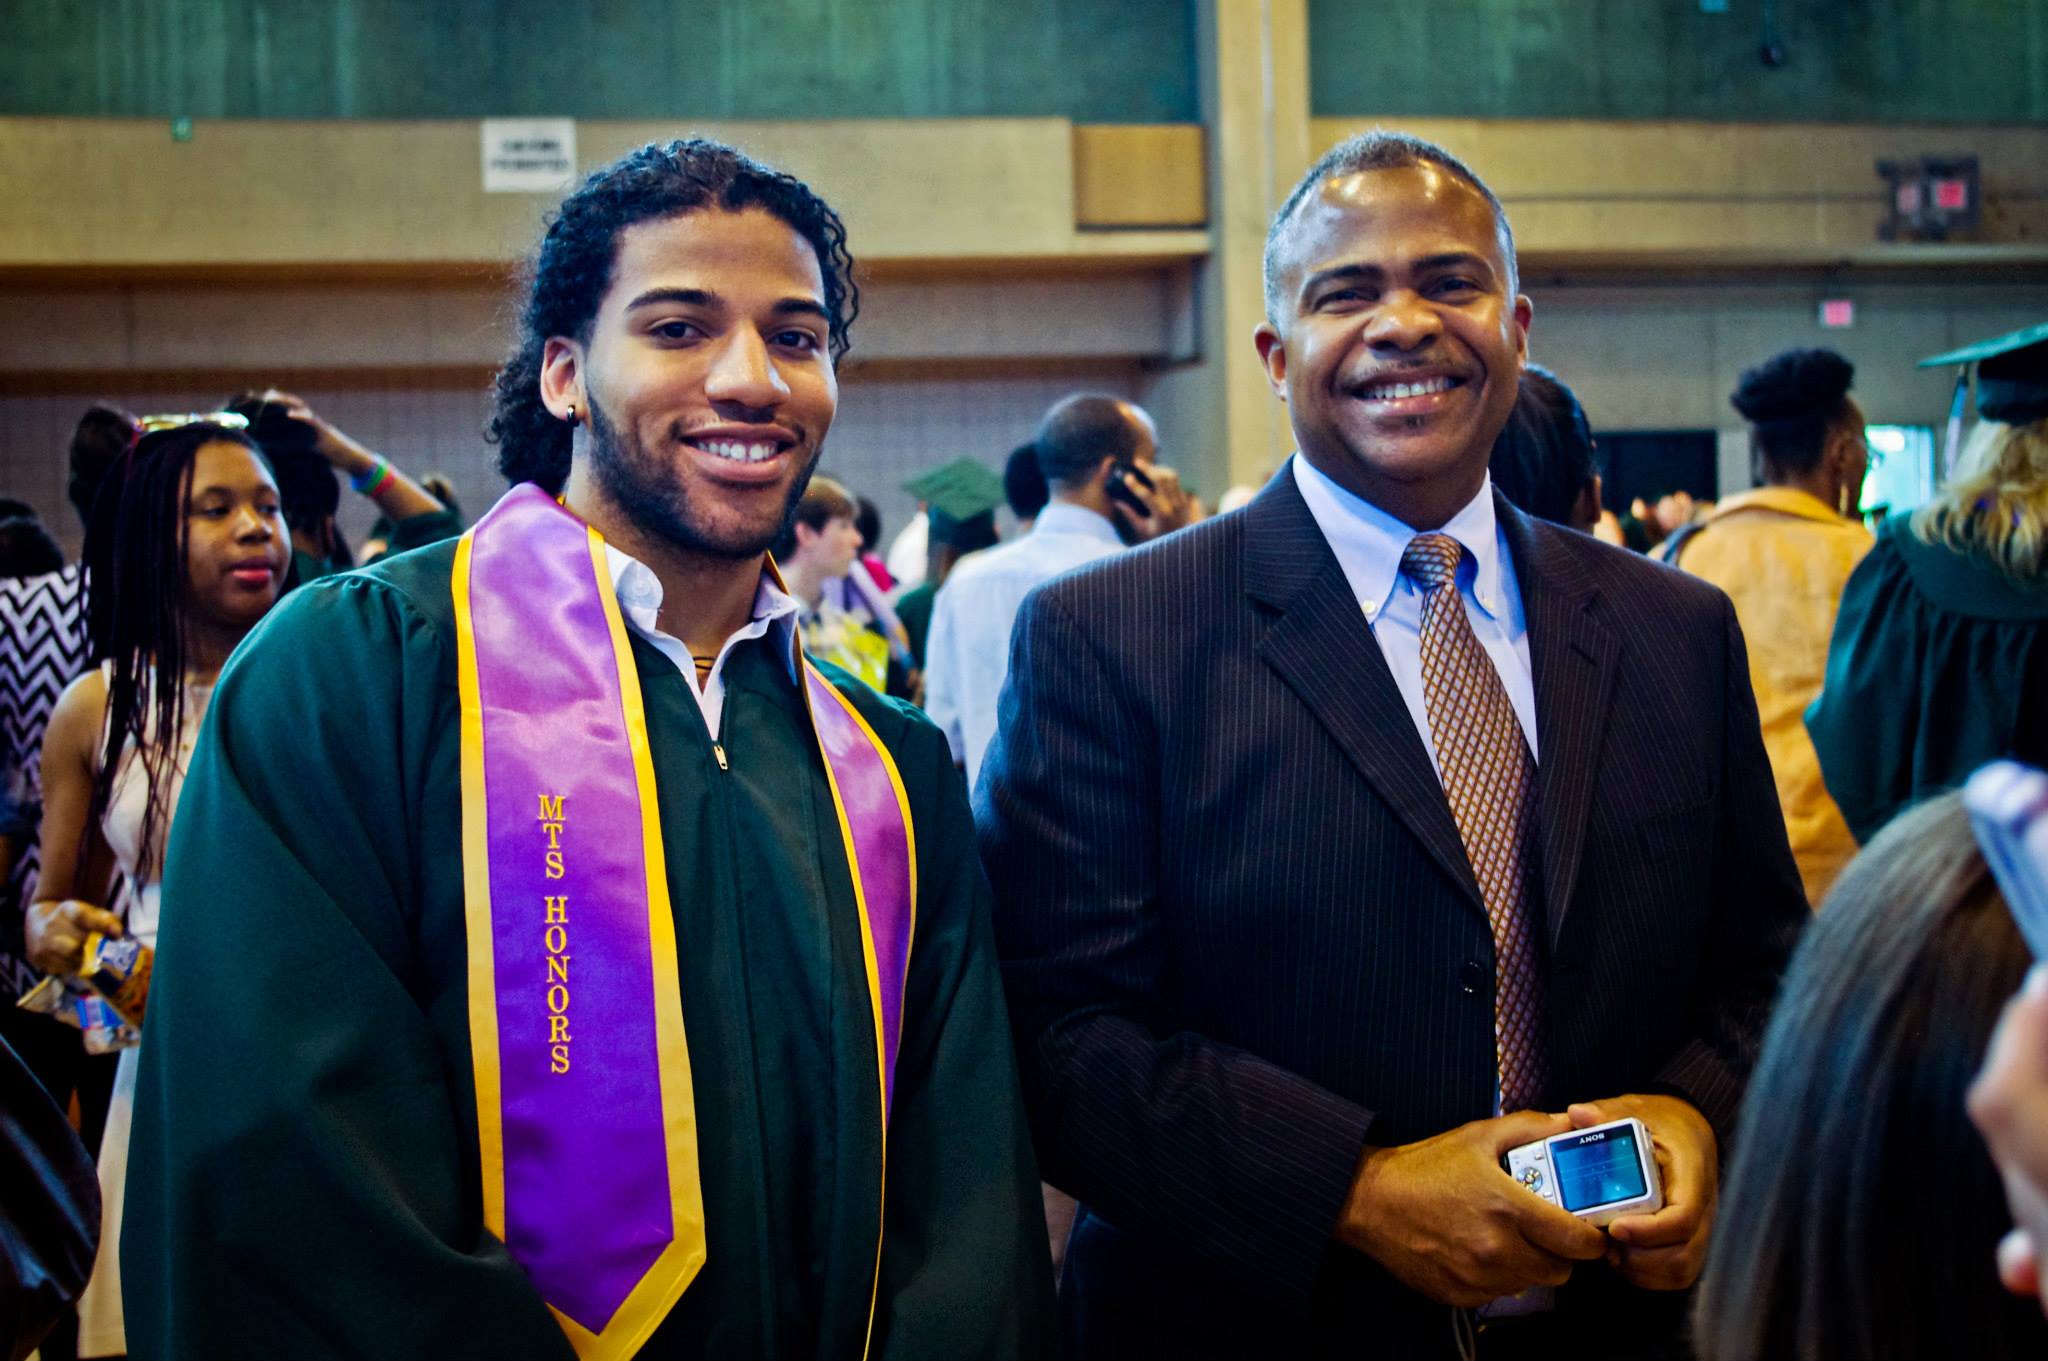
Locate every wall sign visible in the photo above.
<box><xmin>482</xmin><ymin>119</ymin><xmax>578</xmax><ymax>194</ymax></box>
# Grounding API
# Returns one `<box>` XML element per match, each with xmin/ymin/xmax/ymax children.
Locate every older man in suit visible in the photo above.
<box><xmin>975</xmin><ymin>131</ymin><xmax>1808</xmax><ymax>1356</ymax></box>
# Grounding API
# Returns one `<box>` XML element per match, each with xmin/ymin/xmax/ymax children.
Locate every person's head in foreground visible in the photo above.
<box><xmin>1256</xmin><ymin>129</ymin><xmax>1528</xmax><ymax>529</ymax></box>
<box><xmin>1488</xmin><ymin>363</ymin><xmax>1600</xmax><ymax>532</ymax></box>
<box><xmin>489</xmin><ymin>137</ymin><xmax>858</xmax><ymax>563</ymax></box>
<box><xmin>1695</xmin><ymin>791</ymin><xmax>2048</xmax><ymax>1360</ymax></box>
<box><xmin>1729</xmin><ymin>347</ymin><xmax>1868</xmax><ymax>518</ymax></box>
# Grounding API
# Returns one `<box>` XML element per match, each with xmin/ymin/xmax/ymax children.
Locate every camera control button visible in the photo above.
<box><xmin>1459</xmin><ymin>960</ymin><xmax>1484</xmax><ymax>994</ymax></box>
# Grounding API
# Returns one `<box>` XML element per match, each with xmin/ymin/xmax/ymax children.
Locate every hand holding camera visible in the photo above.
<box><xmin>1557</xmin><ymin>1095</ymin><xmax>1720</xmax><ymax>1291</ymax></box>
<box><xmin>1502</xmin><ymin>1115</ymin><xmax>1663</xmax><ymax>1226</ymax></box>
<box><xmin>1337</xmin><ymin>1109</ymin><xmax>1608</xmax><ymax>1308</ymax></box>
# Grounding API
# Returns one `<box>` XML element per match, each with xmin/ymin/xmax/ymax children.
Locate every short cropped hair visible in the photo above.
<box><xmin>1033</xmin><ymin>395</ymin><xmax>1142</xmax><ymax>490</ymax></box>
<box><xmin>1263</xmin><ymin>130</ymin><xmax>1516</xmax><ymax>325</ymax></box>
<box><xmin>1489</xmin><ymin>366</ymin><xmax>1599</xmax><ymax>528</ymax></box>
<box><xmin>1730</xmin><ymin>348</ymin><xmax>1856</xmax><ymax>481</ymax></box>
<box><xmin>1003</xmin><ymin>441</ymin><xmax>1050</xmax><ymax>520</ymax></box>
<box><xmin>771</xmin><ymin>473</ymin><xmax>855</xmax><ymax>561</ymax></box>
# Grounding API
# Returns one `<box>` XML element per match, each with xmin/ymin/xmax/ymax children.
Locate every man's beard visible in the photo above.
<box><xmin>585</xmin><ymin>398</ymin><xmax>815</xmax><ymax>560</ymax></box>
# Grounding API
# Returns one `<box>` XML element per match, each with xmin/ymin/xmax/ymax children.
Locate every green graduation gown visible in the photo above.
<box><xmin>122</xmin><ymin>539</ymin><xmax>1053</xmax><ymax>1360</ymax></box>
<box><xmin>1807</xmin><ymin>516</ymin><xmax>2048</xmax><ymax>844</ymax></box>
<box><xmin>291</xmin><ymin>506</ymin><xmax>467</xmax><ymax>588</ymax></box>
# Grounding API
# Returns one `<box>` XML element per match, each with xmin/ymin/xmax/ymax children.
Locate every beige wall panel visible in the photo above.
<box><xmin>1525</xmin><ymin>300</ymin><xmax>1712</xmax><ymax>429</ymax></box>
<box><xmin>1310</xmin><ymin>117</ymin><xmax>2048</xmax><ymax>258</ymax></box>
<box><xmin>1313</xmin><ymin>118</ymin><xmax>2048</xmax><ymax>197</ymax></box>
<box><xmin>1523</xmin><ymin>281</ymin><xmax>2048</xmax><ymax>438</ymax></box>
<box><xmin>424</xmin><ymin>285</ymin><xmax>519</xmax><ymax>366</ymax></box>
<box><xmin>0</xmin><ymin>289</ymin><xmax>131</xmax><ymax>368</ymax></box>
<box><xmin>583</xmin><ymin>119</ymin><xmax>1079</xmax><ymax>260</ymax></box>
<box><xmin>0</xmin><ymin>270</ymin><xmax>1192</xmax><ymax>377</ymax></box>
<box><xmin>126</xmin><ymin>286</ymin><xmax>433</xmax><ymax>368</ymax></box>
<box><xmin>1073</xmin><ymin>125</ymin><xmax>1208</xmax><ymax>227</ymax></box>
<box><xmin>0</xmin><ymin>117</ymin><xmax>1092</xmax><ymax>267</ymax></box>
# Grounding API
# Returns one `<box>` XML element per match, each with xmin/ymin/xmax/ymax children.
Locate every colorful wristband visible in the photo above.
<box><xmin>351</xmin><ymin>455</ymin><xmax>392</xmax><ymax>496</ymax></box>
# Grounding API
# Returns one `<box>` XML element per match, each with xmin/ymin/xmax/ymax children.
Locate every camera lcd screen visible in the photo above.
<box><xmin>1550</xmin><ymin>1128</ymin><xmax>1648</xmax><ymax>1212</ymax></box>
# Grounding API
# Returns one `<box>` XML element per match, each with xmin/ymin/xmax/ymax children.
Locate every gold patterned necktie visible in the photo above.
<box><xmin>1398</xmin><ymin>532</ymin><xmax>1548</xmax><ymax>1112</ymax></box>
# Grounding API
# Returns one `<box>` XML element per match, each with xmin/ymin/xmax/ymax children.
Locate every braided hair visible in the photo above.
<box><xmin>82</xmin><ymin>421</ymin><xmax>260</xmax><ymax>871</ymax></box>
<box><xmin>488</xmin><ymin>139</ymin><xmax>860</xmax><ymax>495</ymax></box>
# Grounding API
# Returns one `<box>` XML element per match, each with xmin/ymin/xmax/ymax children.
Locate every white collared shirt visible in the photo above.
<box><xmin>923</xmin><ymin>501</ymin><xmax>1127</xmax><ymax>783</ymax></box>
<box><xmin>1292</xmin><ymin>455</ymin><xmax>1539</xmax><ymax>766</ymax></box>
<box><xmin>602</xmin><ymin>543</ymin><xmax>803</xmax><ymax>738</ymax></box>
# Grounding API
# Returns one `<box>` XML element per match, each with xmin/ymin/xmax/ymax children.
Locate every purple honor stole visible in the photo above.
<box><xmin>453</xmin><ymin>485</ymin><xmax>916</xmax><ymax>1361</ymax></box>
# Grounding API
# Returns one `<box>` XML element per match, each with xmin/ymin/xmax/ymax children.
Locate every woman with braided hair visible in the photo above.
<box><xmin>25</xmin><ymin>413</ymin><xmax>287</xmax><ymax>1356</ymax></box>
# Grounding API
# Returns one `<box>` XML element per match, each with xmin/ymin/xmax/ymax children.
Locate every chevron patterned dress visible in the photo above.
<box><xmin>1</xmin><ymin>564</ymin><xmax>89</xmax><ymax>1000</ymax></box>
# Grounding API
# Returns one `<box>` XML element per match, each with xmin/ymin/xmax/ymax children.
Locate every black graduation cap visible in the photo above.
<box><xmin>902</xmin><ymin>458</ymin><xmax>1005</xmax><ymax>549</ymax></box>
<box><xmin>1920</xmin><ymin>320</ymin><xmax>2048</xmax><ymax>425</ymax></box>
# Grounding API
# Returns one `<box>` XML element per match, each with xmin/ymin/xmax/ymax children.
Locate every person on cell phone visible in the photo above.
<box><xmin>921</xmin><ymin>394</ymin><xmax>1199</xmax><ymax>787</ymax></box>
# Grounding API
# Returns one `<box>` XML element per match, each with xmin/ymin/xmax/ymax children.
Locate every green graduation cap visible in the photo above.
<box><xmin>902</xmin><ymin>457</ymin><xmax>1006</xmax><ymax>550</ymax></box>
<box><xmin>1919</xmin><ymin>320</ymin><xmax>2048</xmax><ymax>425</ymax></box>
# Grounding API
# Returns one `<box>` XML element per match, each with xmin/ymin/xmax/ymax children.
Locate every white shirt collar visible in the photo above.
<box><xmin>1291</xmin><ymin>454</ymin><xmax>1509</xmax><ymax>623</ymax></box>
<box><xmin>601</xmin><ymin>541</ymin><xmax>803</xmax><ymax>668</ymax></box>
<box><xmin>1031</xmin><ymin>501</ymin><xmax>1125</xmax><ymax>548</ymax></box>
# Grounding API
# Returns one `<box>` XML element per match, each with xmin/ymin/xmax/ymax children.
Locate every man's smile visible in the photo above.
<box><xmin>1346</xmin><ymin>369</ymin><xmax>1472</xmax><ymax>418</ymax></box>
<box><xmin>676</xmin><ymin>421</ymin><xmax>800</xmax><ymax>482</ymax></box>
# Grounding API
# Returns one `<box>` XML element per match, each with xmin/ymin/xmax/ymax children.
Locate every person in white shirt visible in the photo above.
<box><xmin>922</xmin><ymin>393</ymin><xmax>1196</xmax><ymax>785</ymax></box>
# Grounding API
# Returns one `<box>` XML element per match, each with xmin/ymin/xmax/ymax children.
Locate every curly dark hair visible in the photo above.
<box><xmin>1730</xmin><ymin>347</ymin><xmax>1856</xmax><ymax>479</ymax></box>
<box><xmin>488</xmin><ymin>138</ymin><xmax>860</xmax><ymax>495</ymax></box>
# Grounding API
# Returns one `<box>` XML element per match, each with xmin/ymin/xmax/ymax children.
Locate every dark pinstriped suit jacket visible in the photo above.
<box><xmin>974</xmin><ymin>470</ymin><xmax>1808</xmax><ymax>1357</ymax></box>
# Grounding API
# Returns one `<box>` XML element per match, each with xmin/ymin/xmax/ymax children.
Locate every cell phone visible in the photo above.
<box><xmin>1106</xmin><ymin>459</ymin><xmax>1154</xmax><ymax>518</ymax></box>
<box><xmin>1964</xmin><ymin>761</ymin><xmax>2048</xmax><ymax>959</ymax></box>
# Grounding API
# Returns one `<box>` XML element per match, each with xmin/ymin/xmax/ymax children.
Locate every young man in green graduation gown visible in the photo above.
<box><xmin>122</xmin><ymin>140</ymin><xmax>1054</xmax><ymax>1360</ymax></box>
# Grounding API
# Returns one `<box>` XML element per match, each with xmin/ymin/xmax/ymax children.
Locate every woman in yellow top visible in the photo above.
<box><xmin>1669</xmin><ymin>349</ymin><xmax>1871</xmax><ymax>907</ymax></box>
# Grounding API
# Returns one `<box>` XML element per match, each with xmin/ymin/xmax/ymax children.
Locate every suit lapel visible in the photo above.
<box><xmin>1496</xmin><ymin>495</ymin><xmax>1621</xmax><ymax>944</ymax></box>
<box><xmin>1244</xmin><ymin>473</ymin><xmax>1486</xmax><ymax>916</ymax></box>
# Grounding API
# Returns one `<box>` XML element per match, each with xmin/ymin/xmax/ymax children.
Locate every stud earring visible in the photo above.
<box><xmin>565</xmin><ymin>403</ymin><xmax>580</xmax><ymax>428</ymax></box>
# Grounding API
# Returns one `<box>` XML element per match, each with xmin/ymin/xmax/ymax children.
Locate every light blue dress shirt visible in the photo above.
<box><xmin>923</xmin><ymin>501</ymin><xmax>1126</xmax><ymax>784</ymax></box>
<box><xmin>1291</xmin><ymin>455</ymin><xmax>1539</xmax><ymax>768</ymax></box>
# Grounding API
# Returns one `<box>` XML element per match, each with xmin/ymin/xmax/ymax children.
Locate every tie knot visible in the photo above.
<box><xmin>1400</xmin><ymin>533</ymin><xmax>1464</xmax><ymax>591</ymax></box>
